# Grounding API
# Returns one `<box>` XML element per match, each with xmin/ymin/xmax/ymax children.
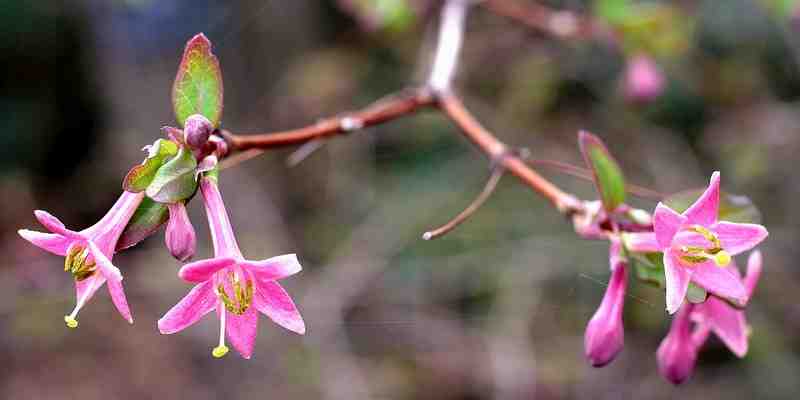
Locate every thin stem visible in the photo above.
<box><xmin>437</xmin><ymin>94</ymin><xmax>580</xmax><ymax>213</ymax></box>
<box><xmin>480</xmin><ymin>0</ymin><xmax>616</xmax><ymax>43</ymax></box>
<box><xmin>526</xmin><ymin>159</ymin><xmax>665</xmax><ymax>200</ymax></box>
<box><xmin>423</xmin><ymin>166</ymin><xmax>504</xmax><ymax>240</ymax></box>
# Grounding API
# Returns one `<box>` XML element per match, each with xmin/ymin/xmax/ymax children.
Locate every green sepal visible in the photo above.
<box><xmin>686</xmin><ymin>283</ymin><xmax>708</xmax><ymax>304</ymax></box>
<box><xmin>145</xmin><ymin>147</ymin><xmax>198</xmax><ymax>203</ymax></box>
<box><xmin>172</xmin><ymin>33</ymin><xmax>223</xmax><ymax>128</ymax></box>
<box><xmin>664</xmin><ymin>189</ymin><xmax>761</xmax><ymax>224</ymax></box>
<box><xmin>116</xmin><ymin>197</ymin><xmax>170</xmax><ymax>251</ymax></box>
<box><xmin>579</xmin><ymin>131</ymin><xmax>626</xmax><ymax>211</ymax></box>
<box><xmin>123</xmin><ymin>139</ymin><xmax>179</xmax><ymax>192</ymax></box>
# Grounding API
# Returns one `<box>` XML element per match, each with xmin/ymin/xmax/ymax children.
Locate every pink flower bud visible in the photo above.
<box><xmin>184</xmin><ymin>114</ymin><xmax>213</xmax><ymax>149</ymax></box>
<box><xmin>584</xmin><ymin>243</ymin><xmax>628</xmax><ymax>367</ymax></box>
<box><xmin>624</xmin><ymin>55</ymin><xmax>665</xmax><ymax>103</ymax></box>
<box><xmin>166</xmin><ymin>202</ymin><xmax>196</xmax><ymax>261</ymax></box>
<box><xmin>657</xmin><ymin>304</ymin><xmax>698</xmax><ymax>385</ymax></box>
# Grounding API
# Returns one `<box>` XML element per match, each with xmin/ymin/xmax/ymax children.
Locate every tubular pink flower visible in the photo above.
<box><xmin>652</xmin><ymin>172</ymin><xmax>767</xmax><ymax>314</ymax></box>
<box><xmin>166</xmin><ymin>202</ymin><xmax>197</xmax><ymax>261</ymax></box>
<box><xmin>690</xmin><ymin>250</ymin><xmax>762</xmax><ymax>358</ymax></box>
<box><xmin>584</xmin><ymin>239</ymin><xmax>628</xmax><ymax>367</ymax></box>
<box><xmin>624</xmin><ymin>54</ymin><xmax>665</xmax><ymax>103</ymax></box>
<box><xmin>158</xmin><ymin>176</ymin><xmax>305</xmax><ymax>359</ymax></box>
<box><xmin>657</xmin><ymin>303</ymin><xmax>699</xmax><ymax>385</ymax></box>
<box><xmin>18</xmin><ymin>191</ymin><xmax>145</xmax><ymax>327</ymax></box>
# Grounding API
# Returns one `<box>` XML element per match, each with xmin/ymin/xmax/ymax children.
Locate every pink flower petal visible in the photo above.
<box><xmin>654</xmin><ymin>203</ymin><xmax>686</xmax><ymax>249</ymax></box>
<box><xmin>18</xmin><ymin>229</ymin><xmax>70</xmax><ymax>256</ymax></box>
<box><xmin>690</xmin><ymin>262</ymin><xmax>747</xmax><ymax>304</ymax></box>
<box><xmin>225</xmin><ymin>307</ymin><xmax>258</xmax><ymax>359</ymax></box>
<box><xmin>178</xmin><ymin>257</ymin><xmax>237</xmax><ymax>283</ymax></box>
<box><xmin>243</xmin><ymin>254</ymin><xmax>302</xmax><ymax>282</ymax></box>
<box><xmin>623</xmin><ymin>232</ymin><xmax>660</xmax><ymax>253</ymax></box>
<box><xmin>253</xmin><ymin>281</ymin><xmax>306</xmax><ymax>335</ymax></box>
<box><xmin>711</xmin><ymin>221</ymin><xmax>768</xmax><ymax>256</ymax></box>
<box><xmin>158</xmin><ymin>280</ymin><xmax>217</xmax><ymax>334</ymax></box>
<box><xmin>106</xmin><ymin>278</ymin><xmax>133</xmax><ymax>323</ymax></box>
<box><xmin>34</xmin><ymin>210</ymin><xmax>80</xmax><ymax>238</ymax></box>
<box><xmin>745</xmin><ymin>250</ymin><xmax>762</xmax><ymax>298</ymax></box>
<box><xmin>683</xmin><ymin>172</ymin><xmax>720</xmax><ymax>226</ymax></box>
<box><xmin>694</xmin><ymin>297</ymin><xmax>748</xmax><ymax>357</ymax></box>
<box><xmin>87</xmin><ymin>241</ymin><xmax>122</xmax><ymax>282</ymax></box>
<box><xmin>664</xmin><ymin>252</ymin><xmax>692</xmax><ymax>314</ymax></box>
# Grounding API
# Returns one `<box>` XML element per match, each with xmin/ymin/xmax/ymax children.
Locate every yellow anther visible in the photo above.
<box><xmin>714</xmin><ymin>250</ymin><xmax>731</xmax><ymax>267</ymax></box>
<box><xmin>64</xmin><ymin>315</ymin><xmax>78</xmax><ymax>329</ymax></box>
<box><xmin>212</xmin><ymin>345</ymin><xmax>229</xmax><ymax>358</ymax></box>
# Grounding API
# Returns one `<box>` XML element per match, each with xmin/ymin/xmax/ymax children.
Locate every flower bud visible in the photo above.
<box><xmin>166</xmin><ymin>202</ymin><xmax>196</xmax><ymax>261</ymax></box>
<box><xmin>624</xmin><ymin>55</ymin><xmax>665</xmax><ymax>103</ymax></box>
<box><xmin>184</xmin><ymin>114</ymin><xmax>213</xmax><ymax>149</ymax></box>
<box><xmin>584</xmin><ymin>253</ymin><xmax>627</xmax><ymax>367</ymax></box>
<box><xmin>657</xmin><ymin>304</ymin><xmax>698</xmax><ymax>385</ymax></box>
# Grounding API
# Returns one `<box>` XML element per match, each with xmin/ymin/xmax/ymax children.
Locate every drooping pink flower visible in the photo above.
<box><xmin>18</xmin><ymin>191</ymin><xmax>145</xmax><ymax>327</ymax></box>
<box><xmin>158</xmin><ymin>176</ymin><xmax>305</xmax><ymax>359</ymax></box>
<box><xmin>690</xmin><ymin>250</ymin><xmax>762</xmax><ymax>358</ymax></box>
<box><xmin>584</xmin><ymin>238</ymin><xmax>628</xmax><ymax>367</ymax></box>
<box><xmin>165</xmin><ymin>202</ymin><xmax>196</xmax><ymax>262</ymax></box>
<box><xmin>624</xmin><ymin>54</ymin><xmax>665</xmax><ymax>103</ymax></box>
<box><xmin>657</xmin><ymin>303</ymin><xmax>699</xmax><ymax>385</ymax></box>
<box><xmin>653</xmin><ymin>172</ymin><xmax>767</xmax><ymax>314</ymax></box>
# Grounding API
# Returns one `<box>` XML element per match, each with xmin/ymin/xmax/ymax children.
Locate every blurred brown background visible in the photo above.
<box><xmin>3</xmin><ymin>1</ymin><xmax>800</xmax><ymax>399</ymax></box>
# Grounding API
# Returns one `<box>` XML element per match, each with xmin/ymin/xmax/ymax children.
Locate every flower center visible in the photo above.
<box><xmin>215</xmin><ymin>270</ymin><xmax>254</xmax><ymax>315</ymax></box>
<box><xmin>677</xmin><ymin>225</ymin><xmax>730</xmax><ymax>267</ymax></box>
<box><xmin>64</xmin><ymin>244</ymin><xmax>96</xmax><ymax>281</ymax></box>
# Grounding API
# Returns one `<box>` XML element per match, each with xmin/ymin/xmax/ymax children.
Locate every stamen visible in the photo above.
<box><xmin>216</xmin><ymin>271</ymin><xmax>254</xmax><ymax>315</ymax></box>
<box><xmin>212</xmin><ymin>308</ymin><xmax>229</xmax><ymax>358</ymax></box>
<box><xmin>678</xmin><ymin>225</ymin><xmax>730</xmax><ymax>267</ymax></box>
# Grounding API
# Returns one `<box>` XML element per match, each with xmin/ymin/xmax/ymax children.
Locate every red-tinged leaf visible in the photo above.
<box><xmin>579</xmin><ymin>131</ymin><xmax>626</xmax><ymax>211</ymax></box>
<box><xmin>172</xmin><ymin>33</ymin><xmax>223</xmax><ymax>128</ymax></box>
<box><xmin>116</xmin><ymin>197</ymin><xmax>169</xmax><ymax>251</ymax></box>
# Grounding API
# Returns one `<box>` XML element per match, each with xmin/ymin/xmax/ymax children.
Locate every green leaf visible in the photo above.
<box><xmin>630</xmin><ymin>252</ymin><xmax>666</xmax><ymax>289</ymax></box>
<box><xmin>145</xmin><ymin>147</ymin><xmax>198</xmax><ymax>203</ymax></box>
<box><xmin>579</xmin><ymin>131</ymin><xmax>626</xmax><ymax>211</ymax></box>
<box><xmin>172</xmin><ymin>33</ymin><xmax>223</xmax><ymax>128</ymax></box>
<box><xmin>664</xmin><ymin>189</ymin><xmax>762</xmax><ymax>224</ymax></box>
<box><xmin>123</xmin><ymin>139</ymin><xmax>179</xmax><ymax>192</ymax></box>
<box><xmin>595</xmin><ymin>0</ymin><xmax>631</xmax><ymax>24</ymax></box>
<box><xmin>116</xmin><ymin>197</ymin><xmax>169</xmax><ymax>251</ymax></box>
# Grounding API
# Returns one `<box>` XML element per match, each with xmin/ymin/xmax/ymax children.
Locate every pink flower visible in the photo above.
<box><xmin>165</xmin><ymin>202</ymin><xmax>197</xmax><ymax>261</ymax></box>
<box><xmin>657</xmin><ymin>303</ymin><xmax>699</xmax><ymax>385</ymax></box>
<box><xmin>624</xmin><ymin>54</ymin><xmax>665</xmax><ymax>103</ymax></box>
<box><xmin>158</xmin><ymin>176</ymin><xmax>305</xmax><ymax>359</ymax></box>
<box><xmin>691</xmin><ymin>250</ymin><xmax>762</xmax><ymax>358</ymax></box>
<box><xmin>653</xmin><ymin>172</ymin><xmax>767</xmax><ymax>314</ymax></box>
<box><xmin>584</xmin><ymin>239</ymin><xmax>628</xmax><ymax>367</ymax></box>
<box><xmin>18</xmin><ymin>191</ymin><xmax>145</xmax><ymax>327</ymax></box>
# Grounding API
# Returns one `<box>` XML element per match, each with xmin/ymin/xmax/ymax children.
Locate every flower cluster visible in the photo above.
<box><xmin>581</xmin><ymin>171</ymin><xmax>767</xmax><ymax>383</ymax></box>
<box><xmin>17</xmin><ymin>34</ymin><xmax>304</xmax><ymax>359</ymax></box>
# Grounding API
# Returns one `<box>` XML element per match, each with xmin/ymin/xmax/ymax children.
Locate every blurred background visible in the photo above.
<box><xmin>2</xmin><ymin>0</ymin><xmax>800</xmax><ymax>398</ymax></box>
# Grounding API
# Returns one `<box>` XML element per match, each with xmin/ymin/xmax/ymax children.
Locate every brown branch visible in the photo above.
<box><xmin>480</xmin><ymin>0</ymin><xmax>617</xmax><ymax>43</ymax></box>
<box><xmin>221</xmin><ymin>88</ymin><xmax>436</xmax><ymax>152</ymax></box>
<box><xmin>422</xmin><ymin>166</ymin><xmax>504</xmax><ymax>240</ymax></box>
<box><xmin>437</xmin><ymin>94</ymin><xmax>580</xmax><ymax>213</ymax></box>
